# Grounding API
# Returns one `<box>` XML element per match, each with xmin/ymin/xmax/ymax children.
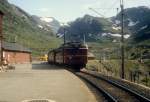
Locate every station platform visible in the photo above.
<box><xmin>0</xmin><ymin>62</ymin><xmax>98</xmax><ymax>102</ymax></box>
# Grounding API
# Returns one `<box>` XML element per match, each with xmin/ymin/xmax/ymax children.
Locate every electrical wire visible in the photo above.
<box><xmin>89</xmin><ymin>0</ymin><xmax>121</xmax><ymax>18</ymax></box>
<box><xmin>103</xmin><ymin>0</ymin><xmax>120</xmax><ymax>15</ymax></box>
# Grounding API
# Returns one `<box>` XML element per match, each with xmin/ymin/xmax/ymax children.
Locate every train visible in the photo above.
<box><xmin>48</xmin><ymin>42</ymin><xmax>88</xmax><ymax>70</ymax></box>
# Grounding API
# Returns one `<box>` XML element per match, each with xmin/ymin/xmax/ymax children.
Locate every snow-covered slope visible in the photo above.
<box><xmin>32</xmin><ymin>16</ymin><xmax>60</xmax><ymax>33</ymax></box>
<box><xmin>40</xmin><ymin>17</ymin><xmax>54</xmax><ymax>22</ymax></box>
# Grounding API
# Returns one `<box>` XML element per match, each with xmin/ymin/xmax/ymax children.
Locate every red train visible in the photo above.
<box><xmin>48</xmin><ymin>42</ymin><xmax>88</xmax><ymax>70</ymax></box>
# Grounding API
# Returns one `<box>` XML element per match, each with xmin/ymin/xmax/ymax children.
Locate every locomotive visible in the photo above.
<box><xmin>48</xmin><ymin>42</ymin><xmax>88</xmax><ymax>70</ymax></box>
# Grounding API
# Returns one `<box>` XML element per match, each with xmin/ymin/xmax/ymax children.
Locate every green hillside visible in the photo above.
<box><xmin>0</xmin><ymin>0</ymin><xmax>62</xmax><ymax>56</ymax></box>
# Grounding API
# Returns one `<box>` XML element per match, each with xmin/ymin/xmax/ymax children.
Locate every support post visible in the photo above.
<box><xmin>64</xmin><ymin>27</ymin><xmax>66</xmax><ymax>44</ymax></box>
<box><xmin>120</xmin><ymin>0</ymin><xmax>125</xmax><ymax>79</ymax></box>
<box><xmin>63</xmin><ymin>27</ymin><xmax>66</xmax><ymax>64</ymax></box>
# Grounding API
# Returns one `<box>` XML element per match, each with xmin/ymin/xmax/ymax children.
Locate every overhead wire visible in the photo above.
<box><xmin>90</xmin><ymin>0</ymin><xmax>150</xmax><ymax>18</ymax></box>
<box><xmin>89</xmin><ymin>0</ymin><xmax>120</xmax><ymax>18</ymax></box>
<box><xmin>103</xmin><ymin>0</ymin><xmax>120</xmax><ymax>16</ymax></box>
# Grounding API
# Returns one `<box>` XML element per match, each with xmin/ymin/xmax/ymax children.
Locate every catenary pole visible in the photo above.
<box><xmin>120</xmin><ymin>0</ymin><xmax>125</xmax><ymax>79</ymax></box>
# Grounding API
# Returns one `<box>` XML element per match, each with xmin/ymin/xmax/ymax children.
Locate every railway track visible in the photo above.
<box><xmin>75</xmin><ymin>70</ymin><xmax>150</xmax><ymax>102</ymax></box>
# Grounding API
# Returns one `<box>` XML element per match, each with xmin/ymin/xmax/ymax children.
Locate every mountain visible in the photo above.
<box><xmin>111</xmin><ymin>6</ymin><xmax>150</xmax><ymax>59</ymax></box>
<box><xmin>31</xmin><ymin>15</ymin><xmax>60</xmax><ymax>33</ymax></box>
<box><xmin>58</xmin><ymin>15</ymin><xmax>116</xmax><ymax>42</ymax></box>
<box><xmin>57</xmin><ymin>6</ymin><xmax>150</xmax><ymax>44</ymax></box>
<box><xmin>58</xmin><ymin>14</ymin><xmax>131</xmax><ymax>43</ymax></box>
<box><xmin>113</xmin><ymin>6</ymin><xmax>150</xmax><ymax>43</ymax></box>
<box><xmin>0</xmin><ymin>0</ymin><xmax>62</xmax><ymax>56</ymax></box>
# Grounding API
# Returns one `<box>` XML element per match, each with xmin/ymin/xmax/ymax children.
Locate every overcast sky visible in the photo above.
<box><xmin>8</xmin><ymin>0</ymin><xmax>150</xmax><ymax>23</ymax></box>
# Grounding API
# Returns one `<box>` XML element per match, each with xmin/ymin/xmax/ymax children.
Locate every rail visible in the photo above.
<box><xmin>80</xmin><ymin>70</ymin><xmax>150</xmax><ymax>102</ymax></box>
<box><xmin>76</xmin><ymin>72</ymin><xmax>118</xmax><ymax>102</ymax></box>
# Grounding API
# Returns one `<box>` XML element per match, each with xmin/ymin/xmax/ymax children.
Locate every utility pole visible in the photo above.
<box><xmin>61</xmin><ymin>23</ymin><xmax>66</xmax><ymax>64</ymax></box>
<box><xmin>61</xmin><ymin>23</ymin><xmax>66</xmax><ymax>44</ymax></box>
<box><xmin>120</xmin><ymin>0</ymin><xmax>125</xmax><ymax>79</ymax></box>
<box><xmin>83</xmin><ymin>34</ymin><xmax>86</xmax><ymax>44</ymax></box>
<box><xmin>64</xmin><ymin>26</ymin><xmax>66</xmax><ymax>44</ymax></box>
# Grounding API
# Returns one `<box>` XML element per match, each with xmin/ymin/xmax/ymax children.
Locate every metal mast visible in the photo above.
<box><xmin>62</xmin><ymin>23</ymin><xmax>66</xmax><ymax>44</ymax></box>
<box><xmin>83</xmin><ymin>34</ymin><xmax>86</xmax><ymax>44</ymax></box>
<box><xmin>64</xmin><ymin>27</ymin><xmax>66</xmax><ymax>44</ymax></box>
<box><xmin>120</xmin><ymin>0</ymin><xmax>125</xmax><ymax>79</ymax></box>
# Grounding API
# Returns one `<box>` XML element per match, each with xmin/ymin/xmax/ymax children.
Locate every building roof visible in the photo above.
<box><xmin>0</xmin><ymin>10</ymin><xmax>4</xmax><ymax>15</ymax></box>
<box><xmin>3</xmin><ymin>42</ymin><xmax>31</xmax><ymax>53</ymax></box>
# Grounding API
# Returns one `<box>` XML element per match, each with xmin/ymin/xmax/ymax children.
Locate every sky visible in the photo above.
<box><xmin>8</xmin><ymin>0</ymin><xmax>150</xmax><ymax>23</ymax></box>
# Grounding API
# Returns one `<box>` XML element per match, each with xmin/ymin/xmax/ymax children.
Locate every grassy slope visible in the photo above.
<box><xmin>0</xmin><ymin>0</ymin><xmax>62</xmax><ymax>56</ymax></box>
<box><xmin>87</xmin><ymin>40</ymin><xmax>150</xmax><ymax>86</ymax></box>
<box><xmin>87</xmin><ymin>59</ymin><xmax>150</xmax><ymax>86</ymax></box>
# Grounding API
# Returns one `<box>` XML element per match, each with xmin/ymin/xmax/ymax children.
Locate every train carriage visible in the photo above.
<box><xmin>48</xmin><ymin>42</ymin><xmax>88</xmax><ymax>70</ymax></box>
<box><xmin>63</xmin><ymin>43</ymin><xmax>88</xmax><ymax>68</ymax></box>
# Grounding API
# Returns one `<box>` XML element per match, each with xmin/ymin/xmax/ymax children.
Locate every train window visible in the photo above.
<box><xmin>64</xmin><ymin>48</ymin><xmax>87</xmax><ymax>55</ymax></box>
<box><xmin>68</xmin><ymin>49</ymin><xmax>78</xmax><ymax>55</ymax></box>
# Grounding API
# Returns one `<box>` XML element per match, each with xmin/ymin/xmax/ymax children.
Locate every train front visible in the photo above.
<box><xmin>64</xmin><ymin>42</ymin><xmax>88</xmax><ymax>69</ymax></box>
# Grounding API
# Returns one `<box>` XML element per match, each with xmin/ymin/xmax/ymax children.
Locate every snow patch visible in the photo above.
<box><xmin>110</xmin><ymin>33</ymin><xmax>121</xmax><ymax>37</ymax></box>
<box><xmin>44</xmin><ymin>28</ymin><xmax>49</xmax><ymax>31</ymax></box>
<box><xmin>124</xmin><ymin>34</ymin><xmax>130</xmax><ymax>39</ymax></box>
<box><xmin>110</xmin><ymin>33</ymin><xmax>130</xmax><ymax>39</ymax></box>
<box><xmin>47</xmin><ymin>24</ymin><xmax>52</xmax><ymax>27</ymax></box>
<box><xmin>101</xmin><ymin>33</ymin><xmax>130</xmax><ymax>39</ymax></box>
<box><xmin>115</xmin><ymin>20</ymin><xmax>121</xmax><ymax>25</ymax></box>
<box><xmin>40</xmin><ymin>17</ymin><xmax>54</xmax><ymax>22</ymax></box>
<box><xmin>102</xmin><ymin>33</ymin><xmax>107</xmax><ymax>37</ymax></box>
<box><xmin>38</xmin><ymin>25</ymin><xmax>43</xmax><ymax>29</ymax></box>
<box><xmin>112</xmin><ymin>39</ymin><xmax>117</xmax><ymax>42</ymax></box>
<box><xmin>140</xmin><ymin>25</ymin><xmax>148</xmax><ymax>30</ymax></box>
<box><xmin>128</xmin><ymin>19</ymin><xmax>139</xmax><ymax>27</ymax></box>
<box><xmin>112</xmin><ymin>26</ymin><xmax>121</xmax><ymax>30</ymax></box>
<box><xmin>57</xmin><ymin>33</ymin><xmax>64</xmax><ymax>38</ymax></box>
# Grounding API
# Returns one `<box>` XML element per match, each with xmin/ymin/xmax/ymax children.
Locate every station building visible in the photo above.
<box><xmin>3</xmin><ymin>42</ymin><xmax>32</xmax><ymax>64</ymax></box>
